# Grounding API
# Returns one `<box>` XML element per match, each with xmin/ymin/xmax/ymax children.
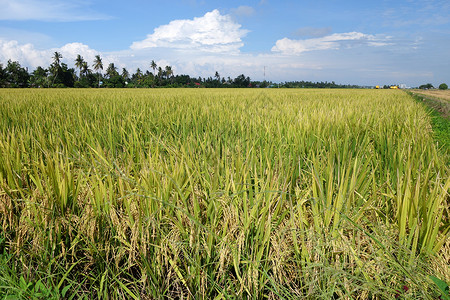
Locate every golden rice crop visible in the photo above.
<box><xmin>0</xmin><ymin>88</ymin><xmax>448</xmax><ymax>299</ymax></box>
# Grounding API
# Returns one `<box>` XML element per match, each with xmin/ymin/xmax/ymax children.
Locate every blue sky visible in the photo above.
<box><xmin>0</xmin><ymin>0</ymin><xmax>449</xmax><ymax>86</ymax></box>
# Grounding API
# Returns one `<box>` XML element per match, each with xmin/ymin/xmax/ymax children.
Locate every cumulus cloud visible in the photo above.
<box><xmin>0</xmin><ymin>27</ymin><xmax>427</xmax><ymax>86</ymax></box>
<box><xmin>0</xmin><ymin>40</ymin><xmax>48</xmax><ymax>67</ymax></box>
<box><xmin>0</xmin><ymin>0</ymin><xmax>110</xmax><ymax>21</ymax></box>
<box><xmin>272</xmin><ymin>32</ymin><xmax>390</xmax><ymax>55</ymax></box>
<box><xmin>0</xmin><ymin>39</ymin><xmax>118</xmax><ymax>70</ymax></box>
<box><xmin>58</xmin><ymin>43</ymin><xmax>102</xmax><ymax>65</ymax></box>
<box><xmin>130</xmin><ymin>9</ymin><xmax>249</xmax><ymax>53</ymax></box>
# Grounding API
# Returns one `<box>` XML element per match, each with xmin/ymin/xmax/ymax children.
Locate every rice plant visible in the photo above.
<box><xmin>0</xmin><ymin>88</ymin><xmax>448</xmax><ymax>299</ymax></box>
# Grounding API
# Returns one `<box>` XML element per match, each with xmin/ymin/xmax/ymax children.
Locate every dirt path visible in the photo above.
<box><xmin>412</xmin><ymin>89</ymin><xmax>450</xmax><ymax>101</ymax></box>
<box><xmin>409</xmin><ymin>90</ymin><xmax>450</xmax><ymax>119</ymax></box>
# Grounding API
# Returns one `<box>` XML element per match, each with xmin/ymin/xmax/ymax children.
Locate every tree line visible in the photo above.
<box><xmin>0</xmin><ymin>52</ymin><xmax>259</xmax><ymax>88</ymax></box>
<box><xmin>419</xmin><ymin>83</ymin><xmax>448</xmax><ymax>90</ymax></box>
<box><xmin>1</xmin><ymin>52</ymin><xmax>371</xmax><ymax>89</ymax></box>
<box><xmin>278</xmin><ymin>81</ymin><xmax>360</xmax><ymax>89</ymax></box>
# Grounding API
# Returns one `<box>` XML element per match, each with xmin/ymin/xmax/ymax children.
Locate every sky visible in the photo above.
<box><xmin>0</xmin><ymin>0</ymin><xmax>449</xmax><ymax>87</ymax></box>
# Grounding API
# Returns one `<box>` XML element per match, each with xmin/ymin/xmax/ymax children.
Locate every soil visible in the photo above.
<box><xmin>410</xmin><ymin>90</ymin><xmax>450</xmax><ymax>119</ymax></box>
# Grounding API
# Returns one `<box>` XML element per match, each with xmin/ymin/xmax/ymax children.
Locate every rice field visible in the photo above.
<box><xmin>0</xmin><ymin>88</ymin><xmax>449</xmax><ymax>299</ymax></box>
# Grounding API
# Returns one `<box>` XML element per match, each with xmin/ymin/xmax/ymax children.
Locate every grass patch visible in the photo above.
<box><xmin>407</xmin><ymin>91</ymin><xmax>450</xmax><ymax>160</ymax></box>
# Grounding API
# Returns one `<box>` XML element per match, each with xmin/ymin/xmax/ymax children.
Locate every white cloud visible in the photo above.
<box><xmin>0</xmin><ymin>34</ymin><xmax>390</xmax><ymax>85</ymax></box>
<box><xmin>0</xmin><ymin>39</ymin><xmax>119</xmax><ymax>71</ymax></box>
<box><xmin>272</xmin><ymin>32</ymin><xmax>390</xmax><ymax>55</ymax></box>
<box><xmin>58</xmin><ymin>43</ymin><xmax>101</xmax><ymax>65</ymax></box>
<box><xmin>130</xmin><ymin>9</ymin><xmax>249</xmax><ymax>53</ymax></box>
<box><xmin>0</xmin><ymin>27</ymin><xmax>439</xmax><ymax>87</ymax></box>
<box><xmin>0</xmin><ymin>40</ymin><xmax>47</xmax><ymax>67</ymax></box>
<box><xmin>0</xmin><ymin>0</ymin><xmax>110</xmax><ymax>21</ymax></box>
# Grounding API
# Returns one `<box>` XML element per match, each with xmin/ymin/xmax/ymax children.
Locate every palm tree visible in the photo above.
<box><xmin>157</xmin><ymin>66</ymin><xmax>163</xmax><ymax>86</ymax></box>
<box><xmin>151</xmin><ymin>60</ymin><xmax>157</xmax><ymax>75</ymax></box>
<box><xmin>133</xmin><ymin>68</ymin><xmax>143</xmax><ymax>86</ymax></box>
<box><xmin>93</xmin><ymin>55</ymin><xmax>103</xmax><ymax>87</ymax></box>
<box><xmin>51</xmin><ymin>51</ymin><xmax>62</xmax><ymax>86</ymax></box>
<box><xmin>53</xmin><ymin>52</ymin><xmax>62</xmax><ymax>67</ymax></box>
<box><xmin>135</xmin><ymin>68</ymin><xmax>143</xmax><ymax>78</ymax></box>
<box><xmin>81</xmin><ymin>61</ymin><xmax>90</xmax><ymax>77</ymax></box>
<box><xmin>105</xmin><ymin>63</ymin><xmax>118</xmax><ymax>78</ymax></box>
<box><xmin>75</xmin><ymin>54</ymin><xmax>84</xmax><ymax>79</ymax></box>
<box><xmin>121</xmin><ymin>68</ymin><xmax>129</xmax><ymax>82</ymax></box>
<box><xmin>165</xmin><ymin>65</ymin><xmax>173</xmax><ymax>83</ymax></box>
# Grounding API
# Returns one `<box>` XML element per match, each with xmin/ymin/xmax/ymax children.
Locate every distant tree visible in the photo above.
<box><xmin>165</xmin><ymin>65</ymin><xmax>173</xmax><ymax>82</ymax></box>
<box><xmin>75</xmin><ymin>54</ymin><xmax>85</xmax><ymax>78</ymax></box>
<box><xmin>277</xmin><ymin>80</ymin><xmax>359</xmax><ymax>89</ymax></box>
<box><xmin>61</xmin><ymin>63</ymin><xmax>75</xmax><ymax>87</ymax></box>
<box><xmin>30</xmin><ymin>66</ymin><xmax>48</xmax><ymax>87</ymax></box>
<box><xmin>151</xmin><ymin>60</ymin><xmax>157</xmax><ymax>75</ymax></box>
<box><xmin>74</xmin><ymin>62</ymin><xmax>95</xmax><ymax>88</ymax></box>
<box><xmin>439</xmin><ymin>83</ymin><xmax>448</xmax><ymax>90</ymax></box>
<box><xmin>130</xmin><ymin>68</ymin><xmax>143</xmax><ymax>87</ymax></box>
<box><xmin>210</xmin><ymin>71</ymin><xmax>221</xmax><ymax>87</ymax></box>
<box><xmin>103</xmin><ymin>63</ymin><xmax>124</xmax><ymax>88</ymax></box>
<box><xmin>0</xmin><ymin>62</ymin><xmax>6</xmax><ymax>87</ymax></box>
<box><xmin>233</xmin><ymin>74</ymin><xmax>250</xmax><ymax>88</ymax></box>
<box><xmin>93</xmin><ymin>55</ymin><xmax>103</xmax><ymax>87</ymax></box>
<box><xmin>50</xmin><ymin>52</ymin><xmax>63</xmax><ymax>86</ymax></box>
<box><xmin>81</xmin><ymin>61</ymin><xmax>90</xmax><ymax>77</ymax></box>
<box><xmin>419</xmin><ymin>83</ymin><xmax>434</xmax><ymax>89</ymax></box>
<box><xmin>5</xmin><ymin>60</ymin><xmax>30</xmax><ymax>87</ymax></box>
<box><xmin>53</xmin><ymin>52</ymin><xmax>62</xmax><ymax>67</ymax></box>
<box><xmin>53</xmin><ymin>63</ymin><xmax>75</xmax><ymax>87</ymax></box>
<box><xmin>173</xmin><ymin>74</ymin><xmax>192</xmax><ymax>86</ymax></box>
<box><xmin>104</xmin><ymin>74</ymin><xmax>124</xmax><ymax>88</ymax></box>
<box><xmin>135</xmin><ymin>68</ymin><xmax>143</xmax><ymax>77</ymax></box>
<box><xmin>157</xmin><ymin>66</ymin><xmax>163</xmax><ymax>86</ymax></box>
<box><xmin>121</xmin><ymin>68</ymin><xmax>130</xmax><ymax>82</ymax></box>
<box><xmin>105</xmin><ymin>63</ymin><xmax>119</xmax><ymax>78</ymax></box>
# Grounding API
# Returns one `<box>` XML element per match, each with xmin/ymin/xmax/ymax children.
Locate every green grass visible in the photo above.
<box><xmin>0</xmin><ymin>88</ymin><xmax>449</xmax><ymax>299</ymax></box>
<box><xmin>407</xmin><ymin>91</ymin><xmax>450</xmax><ymax>158</ymax></box>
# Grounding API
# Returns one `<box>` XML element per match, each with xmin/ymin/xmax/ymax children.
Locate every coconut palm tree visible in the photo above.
<box><xmin>165</xmin><ymin>65</ymin><xmax>173</xmax><ymax>84</ymax></box>
<box><xmin>81</xmin><ymin>61</ymin><xmax>90</xmax><ymax>77</ymax></box>
<box><xmin>157</xmin><ymin>66</ymin><xmax>163</xmax><ymax>86</ymax></box>
<box><xmin>53</xmin><ymin>51</ymin><xmax>62</xmax><ymax>67</ymax></box>
<box><xmin>121</xmin><ymin>68</ymin><xmax>129</xmax><ymax>82</ymax></box>
<box><xmin>105</xmin><ymin>63</ymin><xmax>118</xmax><ymax>78</ymax></box>
<box><xmin>93</xmin><ymin>55</ymin><xmax>103</xmax><ymax>87</ymax></box>
<box><xmin>151</xmin><ymin>60</ymin><xmax>157</xmax><ymax>75</ymax></box>
<box><xmin>51</xmin><ymin>51</ymin><xmax>62</xmax><ymax>86</ymax></box>
<box><xmin>75</xmin><ymin>54</ymin><xmax>85</xmax><ymax>79</ymax></box>
<box><xmin>133</xmin><ymin>68</ymin><xmax>143</xmax><ymax>86</ymax></box>
<box><xmin>165</xmin><ymin>66</ymin><xmax>173</xmax><ymax>78</ymax></box>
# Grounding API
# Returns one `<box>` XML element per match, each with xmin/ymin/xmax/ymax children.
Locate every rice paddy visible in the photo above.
<box><xmin>0</xmin><ymin>88</ymin><xmax>449</xmax><ymax>299</ymax></box>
